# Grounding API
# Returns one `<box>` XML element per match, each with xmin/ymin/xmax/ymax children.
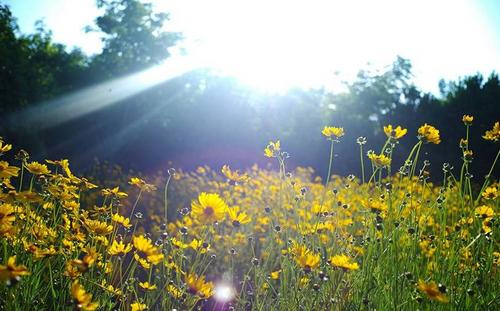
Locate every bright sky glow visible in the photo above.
<box><xmin>214</xmin><ymin>284</ymin><xmax>234</xmax><ymax>302</ymax></box>
<box><xmin>5</xmin><ymin>0</ymin><xmax>500</xmax><ymax>94</ymax></box>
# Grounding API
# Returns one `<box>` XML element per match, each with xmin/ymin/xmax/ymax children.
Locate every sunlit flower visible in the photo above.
<box><xmin>130</xmin><ymin>302</ymin><xmax>147</xmax><ymax>311</ymax></box>
<box><xmin>222</xmin><ymin>165</ymin><xmax>249</xmax><ymax>183</ymax></box>
<box><xmin>108</xmin><ymin>240</ymin><xmax>132</xmax><ymax>256</ymax></box>
<box><xmin>112</xmin><ymin>213</ymin><xmax>132</xmax><ymax>228</ymax></box>
<box><xmin>475</xmin><ymin>205</ymin><xmax>494</xmax><ymax>219</ymax></box>
<box><xmin>25</xmin><ymin>161</ymin><xmax>51</xmax><ymax>175</ymax></box>
<box><xmin>85</xmin><ymin>219</ymin><xmax>113</xmax><ymax>235</ymax></box>
<box><xmin>264</xmin><ymin>140</ymin><xmax>281</xmax><ymax>158</ymax></box>
<box><xmin>0</xmin><ymin>161</ymin><xmax>19</xmax><ymax>179</ymax></box>
<box><xmin>0</xmin><ymin>141</ymin><xmax>12</xmax><ymax>154</ymax></box>
<box><xmin>191</xmin><ymin>192</ymin><xmax>227</xmax><ymax>224</ymax></box>
<box><xmin>383</xmin><ymin>125</ymin><xmax>407</xmax><ymax>140</ymax></box>
<box><xmin>322</xmin><ymin>126</ymin><xmax>344</xmax><ymax>140</ymax></box>
<box><xmin>418</xmin><ymin>124</ymin><xmax>441</xmax><ymax>144</ymax></box>
<box><xmin>227</xmin><ymin>206</ymin><xmax>251</xmax><ymax>227</ymax></box>
<box><xmin>367</xmin><ymin>151</ymin><xmax>391</xmax><ymax>168</ymax></box>
<box><xmin>417</xmin><ymin>279</ymin><xmax>449</xmax><ymax>303</ymax></box>
<box><xmin>129</xmin><ymin>177</ymin><xmax>157</xmax><ymax>192</ymax></box>
<box><xmin>482</xmin><ymin>186</ymin><xmax>497</xmax><ymax>200</ymax></box>
<box><xmin>329</xmin><ymin>254</ymin><xmax>359</xmax><ymax>271</ymax></box>
<box><xmin>289</xmin><ymin>242</ymin><xmax>321</xmax><ymax>272</ymax></box>
<box><xmin>101</xmin><ymin>186</ymin><xmax>128</xmax><ymax>198</ymax></box>
<box><xmin>483</xmin><ymin>121</ymin><xmax>500</xmax><ymax>141</ymax></box>
<box><xmin>139</xmin><ymin>281</ymin><xmax>157</xmax><ymax>290</ymax></box>
<box><xmin>71</xmin><ymin>280</ymin><xmax>99</xmax><ymax>311</ymax></box>
<box><xmin>0</xmin><ymin>256</ymin><xmax>30</xmax><ymax>284</ymax></box>
<box><xmin>185</xmin><ymin>273</ymin><xmax>214</xmax><ymax>298</ymax></box>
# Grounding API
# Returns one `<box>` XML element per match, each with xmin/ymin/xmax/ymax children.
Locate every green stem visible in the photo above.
<box><xmin>475</xmin><ymin>148</ymin><xmax>500</xmax><ymax>204</ymax></box>
<box><xmin>164</xmin><ymin>174</ymin><xmax>173</xmax><ymax>223</ymax></box>
<box><xmin>360</xmin><ymin>145</ymin><xmax>365</xmax><ymax>184</ymax></box>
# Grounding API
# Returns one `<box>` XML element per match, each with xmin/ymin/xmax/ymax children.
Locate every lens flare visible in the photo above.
<box><xmin>214</xmin><ymin>284</ymin><xmax>234</xmax><ymax>302</ymax></box>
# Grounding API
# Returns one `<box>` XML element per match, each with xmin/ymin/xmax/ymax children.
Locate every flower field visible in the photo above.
<box><xmin>0</xmin><ymin>118</ymin><xmax>498</xmax><ymax>310</ymax></box>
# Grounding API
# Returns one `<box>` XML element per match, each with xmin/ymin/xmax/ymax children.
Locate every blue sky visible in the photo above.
<box><xmin>4</xmin><ymin>0</ymin><xmax>500</xmax><ymax>94</ymax></box>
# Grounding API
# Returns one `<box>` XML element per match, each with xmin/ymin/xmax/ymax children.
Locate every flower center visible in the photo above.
<box><xmin>204</xmin><ymin>206</ymin><xmax>214</xmax><ymax>216</ymax></box>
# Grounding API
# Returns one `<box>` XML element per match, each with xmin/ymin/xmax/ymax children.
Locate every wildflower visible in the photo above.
<box><xmin>131</xmin><ymin>302</ymin><xmax>147</xmax><ymax>311</ymax></box>
<box><xmin>185</xmin><ymin>273</ymin><xmax>214</xmax><ymax>298</ymax></box>
<box><xmin>129</xmin><ymin>177</ymin><xmax>157</xmax><ymax>192</ymax></box>
<box><xmin>322</xmin><ymin>126</ymin><xmax>345</xmax><ymax>140</ymax></box>
<box><xmin>139</xmin><ymin>281</ymin><xmax>157</xmax><ymax>290</ymax></box>
<box><xmin>101</xmin><ymin>186</ymin><xmax>128</xmax><ymax>198</ymax></box>
<box><xmin>0</xmin><ymin>161</ymin><xmax>19</xmax><ymax>178</ymax></box>
<box><xmin>85</xmin><ymin>219</ymin><xmax>113</xmax><ymax>235</ymax></box>
<box><xmin>483</xmin><ymin>121</ymin><xmax>500</xmax><ymax>141</ymax></box>
<box><xmin>367</xmin><ymin>151</ymin><xmax>391</xmax><ymax>168</ymax></box>
<box><xmin>289</xmin><ymin>242</ymin><xmax>321</xmax><ymax>272</ymax></box>
<box><xmin>356</xmin><ymin>137</ymin><xmax>367</xmax><ymax>145</ymax></box>
<box><xmin>108</xmin><ymin>240</ymin><xmax>132</xmax><ymax>256</ymax></box>
<box><xmin>222</xmin><ymin>165</ymin><xmax>249</xmax><ymax>183</ymax></box>
<box><xmin>270</xmin><ymin>270</ymin><xmax>281</xmax><ymax>280</ymax></box>
<box><xmin>417</xmin><ymin>279</ymin><xmax>449</xmax><ymax>303</ymax></box>
<box><xmin>475</xmin><ymin>205</ymin><xmax>494</xmax><ymax>219</ymax></box>
<box><xmin>0</xmin><ymin>256</ymin><xmax>30</xmax><ymax>285</ymax></box>
<box><xmin>482</xmin><ymin>186</ymin><xmax>497</xmax><ymax>200</ymax></box>
<box><xmin>329</xmin><ymin>254</ymin><xmax>359</xmax><ymax>271</ymax></box>
<box><xmin>462</xmin><ymin>115</ymin><xmax>473</xmax><ymax>125</ymax></box>
<box><xmin>191</xmin><ymin>192</ymin><xmax>227</xmax><ymax>224</ymax></box>
<box><xmin>0</xmin><ymin>141</ymin><xmax>12</xmax><ymax>154</ymax></box>
<box><xmin>383</xmin><ymin>125</ymin><xmax>407</xmax><ymax>140</ymax></box>
<box><xmin>167</xmin><ymin>284</ymin><xmax>183</xmax><ymax>298</ymax></box>
<box><xmin>227</xmin><ymin>206</ymin><xmax>251</xmax><ymax>227</ymax></box>
<box><xmin>264</xmin><ymin>140</ymin><xmax>281</xmax><ymax>158</ymax></box>
<box><xmin>133</xmin><ymin>235</ymin><xmax>163</xmax><ymax>266</ymax></box>
<box><xmin>418</xmin><ymin>124</ymin><xmax>441</xmax><ymax>144</ymax></box>
<box><xmin>25</xmin><ymin>161</ymin><xmax>51</xmax><ymax>175</ymax></box>
<box><xmin>112</xmin><ymin>213</ymin><xmax>132</xmax><ymax>228</ymax></box>
<box><xmin>0</xmin><ymin>203</ymin><xmax>15</xmax><ymax>227</ymax></box>
<box><xmin>463</xmin><ymin>150</ymin><xmax>473</xmax><ymax>162</ymax></box>
<box><xmin>71</xmin><ymin>280</ymin><xmax>99</xmax><ymax>310</ymax></box>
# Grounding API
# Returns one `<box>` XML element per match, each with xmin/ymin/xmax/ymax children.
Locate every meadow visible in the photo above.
<box><xmin>0</xmin><ymin>117</ymin><xmax>498</xmax><ymax>310</ymax></box>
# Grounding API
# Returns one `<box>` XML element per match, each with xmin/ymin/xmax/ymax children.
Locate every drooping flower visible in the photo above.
<box><xmin>383</xmin><ymin>125</ymin><xmax>407</xmax><ymax>140</ymax></box>
<box><xmin>329</xmin><ymin>254</ymin><xmax>359</xmax><ymax>271</ymax></box>
<box><xmin>418</xmin><ymin>124</ymin><xmax>441</xmax><ymax>144</ymax></box>
<box><xmin>264</xmin><ymin>140</ymin><xmax>281</xmax><ymax>158</ymax></box>
<box><xmin>129</xmin><ymin>177</ymin><xmax>157</xmax><ymax>192</ymax></box>
<box><xmin>417</xmin><ymin>279</ymin><xmax>449</xmax><ymax>303</ymax></box>
<box><xmin>462</xmin><ymin>115</ymin><xmax>473</xmax><ymax>125</ymax></box>
<box><xmin>0</xmin><ymin>161</ymin><xmax>19</xmax><ymax>179</ymax></box>
<box><xmin>111</xmin><ymin>213</ymin><xmax>132</xmax><ymax>228</ymax></box>
<box><xmin>191</xmin><ymin>192</ymin><xmax>227</xmax><ymax>224</ymax></box>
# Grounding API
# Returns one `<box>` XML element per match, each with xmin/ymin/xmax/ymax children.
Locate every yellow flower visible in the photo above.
<box><xmin>167</xmin><ymin>284</ymin><xmax>183</xmax><ymax>298</ymax></box>
<box><xmin>101</xmin><ymin>186</ymin><xmax>128</xmax><ymax>198</ymax></box>
<box><xmin>483</xmin><ymin>121</ymin><xmax>500</xmax><ymax>141</ymax></box>
<box><xmin>322</xmin><ymin>126</ymin><xmax>344</xmax><ymax>139</ymax></box>
<box><xmin>475</xmin><ymin>205</ymin><xmax>494</xmax><ymax>219</ymax></box>
<box><xmin>112</xmin><ymin>213</ymin><xmax>132</xmax><ymax>228</ymax></box>
<box><xmin>85</xmin><ymin>218</ymin><xmax>113</xmax><ymax>235</ymax></box>
<box><xmin>191</xmin><ymin>192</ymin><xmax>227</xmax><ymax>224</ymax></box>
<box><xmin>0</xmin><ymin>161</ymin><xmax>19</xmax><ymax>178</ymax></box>
<box><xmin>383</xmin><ymin>125</ymin><xmax>407</xmax><ymax>139</ymax></box>
<box><xmin>131</xmin><ymin>302</ymin><xmax>147</xmax><ymax>311</ymax></box>
<box><xmin>329</xmin><ymin>254</ymin><xmax>359</xmax><ymax>271</ymax></box>
<box><xmin>108</xmin><ymin>240</ymin><xmax>132</xmax><ymax>256</ymax></box>
<box><xmin>462</xmin><ymin>115</ymin><xmax>473</xmax><ymax>125</ymax></box>
<box><xmin>185</xmin><ymin>273</ymin><xmax>214</xmax><ymax>298</ymax></box>
<box><xmin>482</xmin><ymin>186</ymin><xmax>497</xmax><ymax>200</ymax></box>
<box><xmin>367</xmin><ymin>152</ymin><xmax>391</xmax><ymax>168</ymax></box>
<box><xmin>0</xmin><ymin>203</ymin><xmax>15</xmax><ymax>227</ymax></box>
<box><xmin>0</xmin><ymin>256</ymin><xmax>30</xmax><ymax>284</ymax></box>
<box><xmin>71</xmin><ymin>280</ymin><xmax>99</xmax><ymax>311</ymax></box>
<box><xmin>221</xmin><ymin>165</ymin><xmax>249</xmax><ymax>184</ymax></box>
<box><xmin>129</xmin><ymin>177</ymin><xmax>157</xmax><ymax>192</ymax></box>
<box><xmin>289</xmin><ymin>242</ymin><xmax>321</xmax><ymax>272</ymax></box>
<box><xmin>418</xmin><ymin>124</ymin><xmax>441</xmax><ymax>144</ymax></box>
<box><xmin>264</xmin><ymin>140</ymin><xmax>281</xmax><ymax>158</ymax></box>
<box><xmin>25</xmin><ymin>161</ymin><xmax>51</xmax><ymax>175</ymax></box>
<box><xmin>417</xmin><ymin>279</ymin><xmax>449</xmax><ymax>303</ymax></box>
<box><xmin>0</xmin><ymin>141</ymin><xmax>12</xmax><ymax>154</ymax></box>
<box><xmin>227</xmin><ymin>206</ymin><xmax>251</xmax><ymax>227</ymax></box>
<box><xmin>139</xmin><ymin>281</ymin><xmax>157</xmax><ymax>290</ymax></box>
<box><xmin>270</xmin><ymin>270</ymin><xmax>281</xmax><ymax>280</ymax></box>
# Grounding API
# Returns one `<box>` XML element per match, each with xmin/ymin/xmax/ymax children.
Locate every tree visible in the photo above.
<box><xmin>89</xmin><ymin>0</ymin><xmax>182</xmax><ymax>79</ymax></box>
